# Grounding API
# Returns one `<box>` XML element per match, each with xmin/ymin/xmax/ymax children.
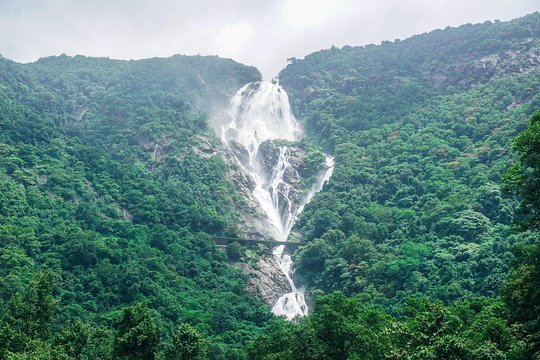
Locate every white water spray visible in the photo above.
<box><xmin>221</xmin><ymin>81</ymin><xmax>333</xmax><ymax>320</ymax></box>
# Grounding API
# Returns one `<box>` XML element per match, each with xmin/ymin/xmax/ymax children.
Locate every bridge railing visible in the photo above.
<box><xmin>212</xmin><ymin>237</ymin><xmax>302</xmax><ymax>249</ymax></box>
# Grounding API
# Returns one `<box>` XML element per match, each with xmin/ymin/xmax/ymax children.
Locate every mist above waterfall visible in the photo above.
<box><xmin>218</xmin><ymin>80</ymin><xmax>333</xmax><ymax>320</ymax></box>
<box><xmin>225</xmin><ymin>82</ymin><xmax>302</xmax><ymax>153</ymax></box>
<box><xmin>220</xmin><ymin>81</ymin><xmax>304</xmax><ymax>242</ymax></box>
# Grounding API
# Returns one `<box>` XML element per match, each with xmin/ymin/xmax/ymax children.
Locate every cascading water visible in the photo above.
<box><xmin>221</xmin><ymin>81</ymin><xmax>333</xmax><ymax>320</ymax></box>
<box><xmin>271</xmin><ymin>155</ymin><xmax>333</xmax><ymax>319</ymax></box>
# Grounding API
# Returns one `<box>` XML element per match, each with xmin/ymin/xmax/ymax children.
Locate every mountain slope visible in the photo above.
<box><xmin>0</xmin><ymin>54</ymin><xmax>269</xmax><ymax>357</ymax></box>
<box><xmin>280</xmin><ymin>13</ymin><xmax>540</xmax><ymax>307</ymax></box>
<box><xmin>1</xmin><ymin>11</ymin><xmax>540</xmax><ymax>359</ymax></box>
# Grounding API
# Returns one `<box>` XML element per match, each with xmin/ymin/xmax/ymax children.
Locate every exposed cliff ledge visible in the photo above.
<box><xmin>235</xmin><ymin>252</ymin><xmax>292</xmax><ymax>307</ymax></box>
<box><xmin>218</xmin><ymin>138</ymin><xmax>324</xmax><ymax>306</ymax></box>
<box><xmin>177</xmin><ymin>132</ymin><xmax>302</xmax><ymax>305</ymax></box>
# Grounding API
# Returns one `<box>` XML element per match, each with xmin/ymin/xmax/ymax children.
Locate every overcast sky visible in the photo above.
<box><xmin>0</xmin><ymin>0</ymin><xmax>538</xmax><ymax>79</ymax></box>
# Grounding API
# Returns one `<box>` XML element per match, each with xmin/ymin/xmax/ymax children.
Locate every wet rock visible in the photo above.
<box><xmin>235</xmin><ymin>252</ymin><xmax>292</xmax><ymax>306</ymax></box>
<box><xmin>283</xmin><ymin>165</ymin><xmax>300</xmax><ymax>184</ymax></box>
<box><xmin>225</xmin><ymin>154</ymin><xmax>275</xmax><ymax>240</ymax></box>
<box><xmin>256</xmin><ymin>140</ymin><xmax>280</xmax><ymax>179</ymax></box>
<box><xmin>228</xmin><ymin>140</ymin><xmax>250</xmax><ymax>165</ymax></box>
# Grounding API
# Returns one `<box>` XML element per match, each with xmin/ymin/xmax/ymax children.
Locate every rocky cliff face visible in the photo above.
<box><xmin>188</xmin><ymin>134</ymin><xmax>312</xmax><ymax>306</ymax></box>
<box><xmin>220</xmin><ymin>138</ymin><xmax>324</xmax><ymax>307</ymax></box>
<box><xmin>235</xmin><ymin>252</ymin><xmax>292</xmax><ymax>307</ymax></box>
<box><xmin>225</xmin><ymin>139</ymin><xmax>317</xmax><ymax>240</ymax></box>
<box><xmin>227</xmin><ymin>160</ymin><xmax>274</xmax><ymax>240</ymax></box>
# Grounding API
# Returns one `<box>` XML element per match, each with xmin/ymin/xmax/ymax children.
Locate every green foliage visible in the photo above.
<box><xmin>249</xmin><ymin>292</ymin><xmax>526</xmax><ymax>359</ymax></box>
<box><xmin>503</xmin><ymin>110</ymin><xmax>540</xmax><ymax>358</ymax></box>
<box><xmin>166</xmin><ymin>323</ymin><xmax>208</xmax><ymax>360</ymax></box>
<box><xmin>279</xmin><ymin>13</ymin><xmax>540</xmax><ymax>308</ymax></box>
<box><xmin>113</xmin><ymin>303</ymin><xmax>161</xmax><ymax>360</ymax></box>
<box><xmin>53</xmin><ymin>321</ymin><xmax>113</xmax><ymax>360</ymax></box>
<box><xmin>1</xmin><ymin>13</ymin><xmax>540</xmax><ymax>359</ymax></box>
<box><xmin>226</xmin><ymin>241</ymin><xmax>244</xmax><ymax>262</ymax></box>
<box><xmin>265</xmin><ymin>14</ymin><xmax>540</xmax><ymax>359</ymax></box>
<box><xmin>0</xmin><ymin>54</ymin><xmax>268</xmax><ymax>358</ymax></box>
<box><xmin>281</xmin><ymin>14</ymin><xmax>540</xmax><ymax>133</ymax></box>
<box><xmin>0</xmin><ymin>271</ymin><xmax>60</xmax><ymax>358</ymax></box>
<box><xmin>504</xmin><ymin>110</ymin><xmax>540</xmax><ymax>229</ymax></box>
<box><xmin>0</xmin><ymin>273</ymin><xmax>212</xmax><ymax>359</ymax></box>
<box><xmin>503</xmin><ymin>238</ymin><xmax>540</xmax><ymax>358</ymax></box>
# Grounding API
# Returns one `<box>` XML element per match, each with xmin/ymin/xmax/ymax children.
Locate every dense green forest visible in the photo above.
<box><xmin>1</xmin><ymin>12</ymin><xmax>539</xmax><ymax>360</ymax></box>
<box><xmin>0</xmin><ymin>54</ymin><xmax>271</xmax><ymax>358</ymax></box>
<box><xmin>280</xmin><ymin>12</ymin><xmax>540</xmax><ymax>311</ymax></box>
<box><xmin>248</xmin><ymin>113</ymin><xmax>540</xmax><ymax>360</ymax></box>
<box><xmin>273</xmin><ymin>12</ymin><xmax>540</xmax><ymax>359</ymax></box>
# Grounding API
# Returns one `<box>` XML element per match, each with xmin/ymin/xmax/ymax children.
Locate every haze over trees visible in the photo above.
<box><xmin>0</xmin><ymin>12</ymin><xmax>539</xmax><ymax>360</ymax></box>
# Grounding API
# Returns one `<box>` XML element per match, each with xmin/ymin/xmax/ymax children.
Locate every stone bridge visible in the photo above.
<box><xmin>212</xmin><ymin>237</ymin><xmax>303</xmax><ymax>250</ymax></box>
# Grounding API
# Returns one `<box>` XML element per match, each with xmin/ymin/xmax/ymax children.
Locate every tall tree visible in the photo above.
<box><xmin>0</xmin><ymin>271</ymin><xmax>65</xmax><ymax>359</ymax></box>
<box><xmin>504</xmin><ymin>110</ymin><xmax>540</xmax><ymax>229</ymax></box>
<box><xmin>166</xmin><ymin>323</ymin><xmax>208</xmax><ymax>360</ymax></box>
<box><xmin>503</xmin><ymin>109</ymin><xmax>540</xmax><ymax>358</ymax></box>
<box><xmin>113</xmin><ymin>303</ymin><xmax>162</xmax><ymax>360</ymax></box>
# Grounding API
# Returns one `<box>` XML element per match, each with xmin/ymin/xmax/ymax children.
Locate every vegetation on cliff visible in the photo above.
<box><xmin>280</xmin><ymin>12</ymin><xmax>540</xmax><ymax>308</ymax></box>
<box><xmin>0</xmin><ymin>12</ymin><xmax>539</xmax><ymax>360</ymax></box>
<box><xmin>0</xmin><ymin>54</ymin><xmax>269</xmax><ymax>358</ymax></box>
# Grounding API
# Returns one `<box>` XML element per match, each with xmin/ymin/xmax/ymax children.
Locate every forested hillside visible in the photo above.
<box><xmin>248</xmin><ymin>108</ymin><xmax>540</xmax><ymax>359</ymax></box>
<box><xmin>1</xmin><ymin>12</ymin><xmax>540</xmax><ymax>360</ymax></box>
<box><xmin>280</xmin><ymin>12</ymin><xmax>540</xmax><ymax>306</ymax></box>
<box><xmin>0</xmin><ymin>54</ymin><xmax>270</xmax><ymax>358</ymax></box>
<box><xmin>250</xmin><ymin>12</ymin><xmax>540</xmax><ymax>358</ymax></box>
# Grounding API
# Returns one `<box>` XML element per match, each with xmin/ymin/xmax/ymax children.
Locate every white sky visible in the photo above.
<box><xmin>0</xmin><ymin>0</ymin><xmax>538</xmax><ymax>79</ymax></box>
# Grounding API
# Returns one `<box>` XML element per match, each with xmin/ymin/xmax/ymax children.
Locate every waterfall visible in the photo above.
<box><xmin>221</xmin><ymin>81</ymin><xmax>333</xmax><ymax>320</ymax></box>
